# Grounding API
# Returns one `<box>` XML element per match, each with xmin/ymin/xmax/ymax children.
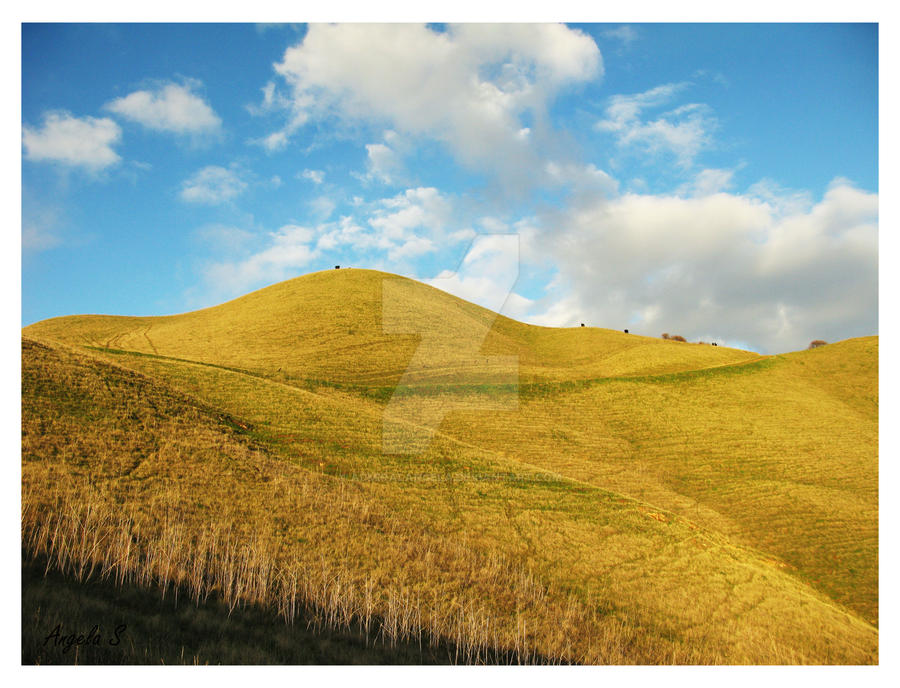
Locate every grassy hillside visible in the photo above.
<box><xmin>436</xmin><ymin>337</ymin><xmax>878</xmax><ymax>624</ymax></box>
<box><xmin>23</xmin><ymin>555</ymin><xmax>463</xmax><ymax>665</ymax></box>
<box><xmin>22</xmin><ymin>268</ymin><xmax>878</xmax><ymax>664</ymax></box>
<box><xmin>24</xmin><ymin>268</ymin><xmax>758</xmax><ymax>385</ymax></box>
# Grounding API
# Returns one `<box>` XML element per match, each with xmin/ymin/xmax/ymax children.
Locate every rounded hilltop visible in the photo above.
<box><xmin>25</xmin><ymin>267</ymin><xmax>761</xmax><ymax>386</ymax></box>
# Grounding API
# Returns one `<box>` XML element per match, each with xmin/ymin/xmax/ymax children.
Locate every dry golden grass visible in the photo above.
<box><xmin>24</xmin><ymin>268</ymin><xmax>758</xmax><ymax>385</ymax></box>
<box><xmin>436</xmin><ymin>338</ymin><xmax>879</xmax><ymax>624</ymax></box>
<box><xmin>23</xmin><ymin>334</ymin><xmax>877</xmax><ymax>664</ymax></box>
<box><xmin>21</xmin><ymin>269</ymin><xmax>878</xmax><ymax>664</ymax></box>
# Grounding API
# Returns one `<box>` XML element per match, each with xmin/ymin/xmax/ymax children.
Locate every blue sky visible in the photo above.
<box><xmin>22</xmin><ymin>23</ymin><xmax>878</xmax><ymax>353</ymax></box>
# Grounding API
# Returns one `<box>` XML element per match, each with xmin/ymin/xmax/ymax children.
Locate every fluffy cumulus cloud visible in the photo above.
<box><xmin>180</xmin><ymin>165</ymin><xmax>247</xmax><ymax>204</ymax></box>
<box><xmin>197</xmin><ymin>186</ymin><xmax>479</xmax><ymax>298</ymax></box>
<box><xmin>190</xmin><ymin>172</ymin><xmax>876</xmax><ymax>355</ymax></box>
<box><xmin>23</xmin><ymin>112</ymin><xmax>121</xmax><ymax>171</ymax></box>
<box><xmin>314</xmin><ymin>216</ymin><xmax>370</xmax><ymax>253</ymax></box>
<box><xmin>313</xmin><ymin>189</ymin><xmax>451</xmax><ymax>260</ymax></box>
<box><xmin>364</xmin><ymin>131</ymin><xmax>405</xmax><ymax>185</ymax></box>
<box><xmin>264</xmin><ymin>23</ymin><xmax>601</xmax><ymax>186</ymax></box>
<box><xmin>685</xmin><ymin>168</ymin><xmax>735</xmax><ymax>197</ymax></box>
<box><xmin>106</xmin><ymin>81</ymin><xmax>221</xmax><ymax>136</ymax></box>
<box><xmin>314</xmin><ymin>187</ymin><xmax>459</xmax><ymax>263</ymax></box>
<box><xmin>524</xmin><ymin>180</ymin><xmax>877</xmax><ymax>353</ymax></box>
<box><xmin>184</xmin><ymin>26</ymin><xmax>875</xmax><ymax>355</ymax></box>
<box><xmin>544</xmin><ymin>161</ymin><xmax>619</xmax><ymax>207</ymax></box>
<box><xmin>426</xmin><ymin>233</ymin><xmax>533</xmax><ymax>318</ymax></box>
<box><xmin>204</xmin><ymin>224</ymin><xmax>317</xmax><ymax>295</ymax></box>
<box><xmin>596</xmin><ymin>82</ymin><xmax>717</xmax><ymax>167</ymax></box>
<box><xmin>370</xmin><ymin>187</ymin><xmax>449</xmax><ymax>239</ymax></box>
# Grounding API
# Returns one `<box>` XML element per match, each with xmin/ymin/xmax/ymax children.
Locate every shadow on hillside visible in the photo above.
<box><xmin>22</xmin><ymin>555</ymin><xmax>550</xmax><ymax>665</ymax></box>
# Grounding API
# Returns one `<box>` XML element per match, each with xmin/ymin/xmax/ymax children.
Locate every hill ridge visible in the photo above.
<box><xmin>24</xmin><ymin>268</ymin><xmax>765</xmax><ymax>387</ymax></box>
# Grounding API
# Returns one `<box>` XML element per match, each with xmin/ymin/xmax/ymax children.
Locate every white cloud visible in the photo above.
<box><xmin>301</xmin><ymin>169</ymin><xmax>324</xmax><ymax>184</ymax></box>
<box><xmin>602</xmin><ymin>26</ymin><xmax>638</xmax><ymax>47</ymax></box>
<box><xmin>525</xmin><ymin>180</ymin><xmax>877</xmax><ymax>353</ymax></box>
<box><xmin>747</xmin><ymin>178</ymin><xmax>814</xmax><ymax>216</ymax></box>
<box><xmin>545</xmin><ymin>161</ymin><xmax>619</xmax><ymax>207</ymax></box>
<box><xmin>425</xmin><ymin>233</ymin><xmax>530</xmax><ymax>317</ymax></box>
<box><xmin>315</xmin><ymin>216</ymin><xmax>370</xmax><ymax>252</ymax></box>
<box><xmin>309</xmin><ymin>196</ymin><xmax>336</xmax><ymax>220</ymax></box>
<box><xmin>23</xmin><ymin>112</ymin><xmax>121</xmax><ymax>171</ymax></box>
<box><xmin>249</xmin><ymin>81</ymin><xmax>291</xmax><ymax>115</ymax></box>
<box><xmin>450</xmin><ymin>228</ymin><xmax>477</xmax><ymax>243</ymax></box>
<box><xmin>249</xmin><ymin>84</ymin><xmax>311</xmax><ymax>151</ymax></box>
<box><xmin>266</xmin><ymin>23</ymin><xmax>602</xmax><ymax>186</ymax></box>
<box><xmin>180</xmin><ymin>166</ymin><xmax>247</xmax><ymax>204</ymax></box>
<box><xmin>357</xmin><ymin>131</ymin><xmax>407</xmax><ymax>186</ymax></box>
<box><xmin>106</xmin><ymin>81</ymin><xmax>221</xmax><ymax>137</ymax></box>
<box><xmin>187</xmin><ymin>168</ymin><xmax>876</xmax><ymax>356</ymax></box>
<box><xmin>596</xmin><ymin>82</ymin><xmax>717</xmax><ymax>167</ymax></box>
<box><xmin>526</xmin><ymin>292</ymin><xmax>583</xmax><ymax>328</ymax></box>
<box><xmin>365</xmin><ymin>143</ymin><xmax>401</xmax><ymax>184</ymax></box>
<box><xmin>259</xmin><ymin>130</ymin><xmax>290</xmax><ymax>152</ymax></box>
<box><xmin>201</xmin><ymin>187</ymin><xmax>459</xmax><ymax>297</ymax></box>
<box><xmin>684</xmin><ymin>168</ymin><xmax>735</xmax><ymax>197</ymax></box>
<box><xmin>204</xmin><ymin>224</ymin><xmax>317</xmax><ymax>295</ymax></box>
<box><xmin>388</xmin><ymin>236</ymin><xmax>436</xmax><ymax>261</ymax></box>
<box><xmin>201</xmin><ymin>185</ymin><xmax>475</xmax><ymax>298</ymax></box>
<box><xmin>370</xmin><ymin>187</ymin><xmax>451</xmax><ymax>242</ymax></box>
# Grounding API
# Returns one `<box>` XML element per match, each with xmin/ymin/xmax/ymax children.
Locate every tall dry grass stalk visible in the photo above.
<box><xmin>22</xmin><ymin>482</ymin><xmax>578</xmax><ymax>664</ymax></box>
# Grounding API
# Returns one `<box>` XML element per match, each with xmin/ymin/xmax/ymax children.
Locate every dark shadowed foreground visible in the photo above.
<box><xmin>22</xmin><ymin>555</ymin><xmax>480</xmax><ymax>665</ymax></box>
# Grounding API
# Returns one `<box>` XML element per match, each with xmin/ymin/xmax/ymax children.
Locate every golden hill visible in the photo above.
<box><xmin>24</xmin><ymin>268</ymin><xmax>759</xmax><ymax>385</ymax></box>
<box><xmin>22</xmin><ymin>268</ymin><xmax>878</xmax><ymax>664</ymax></box>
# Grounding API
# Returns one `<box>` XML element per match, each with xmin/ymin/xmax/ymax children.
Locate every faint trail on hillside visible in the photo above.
<box><xmin>142</xmin><ymin>325</ymin><xmax>159</xmax><ymax>355</ymax></box>
<box><xmin>60</xmin><ymin>340</ymin><xmax>879</xmax><ymax>634</ymax></box>
<box><xmin>73</xmin><ymin>344</ymin><xmax>766</xmax><ymax>539</ymax></box>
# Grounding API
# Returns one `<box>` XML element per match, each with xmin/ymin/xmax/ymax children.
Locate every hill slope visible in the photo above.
<box><xmin>22</xmin><ymin>268</ymin><xmax>878</xmax><ymax>663</ymax></box>
<box><xmin>24</xmin><ymin>268</ymin><xmax>759</xmax><ymax>385</ymax></box>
